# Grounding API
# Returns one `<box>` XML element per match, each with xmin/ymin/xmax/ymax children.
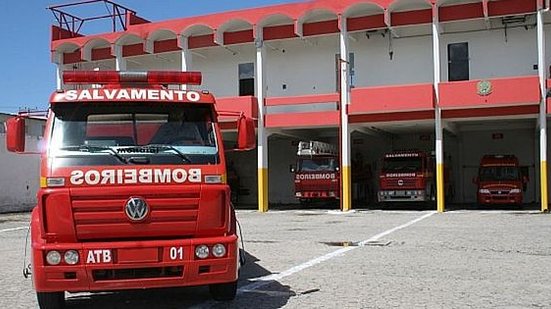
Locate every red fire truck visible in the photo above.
<box><xmin>378</xmin><ymin>150</ymin><xmax>451</xmax><ymax>203</ymax></box>
<box><xmin>474</xmin><ymin>155</ymin><xmax>526</xmax><ymax>206</ymax></box>
<box><xmin>293</xmin><ymin>141</ymin><xmax>339</xmax><ymax>204</ymax></box>
<box><xmin>5</xmin><ymin>71</ymin><xmax>255</xmax><ymax>308</ymax></box>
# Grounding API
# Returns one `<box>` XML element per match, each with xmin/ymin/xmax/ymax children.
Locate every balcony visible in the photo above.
<box><xmin>348</xmin><ymin>84</ymin><xmax>435</xmax><ymax>123</ymax></box>
<box><xmin>264</xmin><ymin>93</ymin><xmax>340</xmax><ymax>129</ymax></box>
<box><xmin>216</xmin><ymin>96</ymin><xmax>258</xmax><ymax>130</ymax></box>
<box><xmin>439</xmin><ymin>76</ymin><xmax>540</xmax><ymax>118</ymax></box>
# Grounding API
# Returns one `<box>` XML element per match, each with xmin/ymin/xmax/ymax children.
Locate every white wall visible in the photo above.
<box><xmin>351</xmin><ymin>33</ymin><xmax>434</xmax><ymax>87</ymax></box>
<box><xmin>193</xmin><ymin>44</ymin><xmax>256</xmax><ymax>98</ymax></box>
<box><xmin>441</xmin><ymin>26</ymin><xmax>538</xmax><ymax>81</ymax></box>
<box><xmin>265</xmin><ymin>35</ymin><xmax>340</xmax><ymax>97</ymax></box>
<box><xmin>0</xmin><ymin>116</ymin><xmax>44</xmax><ymax>212</ymax></box>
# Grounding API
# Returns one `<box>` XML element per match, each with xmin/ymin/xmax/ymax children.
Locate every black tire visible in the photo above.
<box><xmin>209</xmin><ymin>280</ymin><xmax>238</xmax><ymax>301</ymax></box>
<box><xmin>37</xmin><ymin>292</ymin><xmax>65</xmax><ymax>309</ymax></box>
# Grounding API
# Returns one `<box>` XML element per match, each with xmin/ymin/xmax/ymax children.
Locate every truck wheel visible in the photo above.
<box><xmin>209</xmin><ymin>280</ymin><xmax>238</xmax><ymax>301</ymax></box>
<box><xmin>37</xmin><ymin>292</ymin><xmax>65</xmax><ymax>309</ymax></box>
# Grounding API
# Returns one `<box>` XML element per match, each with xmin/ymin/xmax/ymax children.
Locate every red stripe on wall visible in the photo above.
<box><xmin>265</xmin><ymin>111</ymin><xmax>339</xmax><ymax>128</ymax></box>
<box><xmin>189</xmin><ymin>34</ymin><xmax>217</xmax><ymax>49</ymax></box>
<box><xmin>91</xmin><ymin>47</ymin><xmax>114</xmax><ymax>61</ymax></box>
<box><xmin>349</xmin><ymin>111</ymin><xmax>435</xmax><ymax>123</ymax></box>
<box><xmin>63</xmin><ymin>50</ymin><xmax>82</xmax><ymax>64</ymax></box>
<box><xmin>349</xmin><ymin>84</ymin><xmax>435</xmax><ymax>114</ymax></box>
<box><xmin>224</xmin><ymin>29</ymin><xmax>254</xmax><ymax>45</ymax></box>
<box><xmin>52</xmin><ymin>25</ymin><xmax>83</xmax><ymax>41</ymax></box>
<box><xmin>265</xmin><ymin>93</ymin><xmax>339</xmax><ymax>106</ymax></box>
<box><xmin>122</xmin><ymin>43</ymin><xmax>145</xmax><ymax>57</ymax></box>
<box><xmin>442</xmin><ymin>105</ymin><xmax>539</xmax><ymax>119</ymax></box>
<box><xmin>347</xmin><ymin>14</ymin><xmax>385</xmax><ymax>32</ymax></box>
<box><xmin>154</xmin><ymin>39</ymin><xmax>180</xmax><ymax>53</ymax></box>
<box><xmin>303</xmin><ymin>20</ymin><xmax>339</xmax><ymax>36</ymax></box>
<box><xmin>488</xmin><ymin>0</ymin><xmax>536</xmax><ymax>16</ymax></box>
<box><xmin>439</xmin><ymin>3</ymin><xmax>484</xmax><ymax>22</ymax></box>
<box><xmin>439</xmin><ymin>76</ymin><xmax>540</xmax><ymax>109</ymax></box>
<box><xmin>216</xmin><ymin>96</ymin><xmax>258</xmax><ymax>119</ymax></box>
<box><xmin>391</xmin><ymin>9</ymin><xmax>432</xmax><ymax>27</ymax></box>
<box><xmin>263</xmin><ymin>24</ymin><xmax>297</xmax><ymax>41</ymax></box>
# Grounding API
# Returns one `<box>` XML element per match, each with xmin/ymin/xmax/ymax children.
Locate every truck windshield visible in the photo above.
<box><xmin>298</xmin><ymin>158</ymin><xmax>337</xmax><ymax>172</ymax></box>
<box><xmin>49</xmin><ymin>102</ymin><xmax>218</xmax><ymax>167</ymax></box>
<box><xmin>479</xmin><ymin>167</ymin><xmax>520</xmax><ymax>181</ymax></box>
<box><xmin>382</xmin><ymin>158</ymin><xmax>422</xmax><ymax>172</ymax></box>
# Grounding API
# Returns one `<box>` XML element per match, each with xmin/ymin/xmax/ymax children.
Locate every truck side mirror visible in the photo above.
<box><xmin>6</xmin><ymin>116</ymin><xmax>26</xmax><ymax>153</ymax></box>
<box><xmin>236</xmin><ymin>115</ymin><xmax>255</xmax><ymax>151</ymax></box>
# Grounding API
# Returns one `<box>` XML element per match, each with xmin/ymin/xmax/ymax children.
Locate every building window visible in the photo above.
<box><xmin>238</xmin><ymin>63</ymin><xmax>255</xmax><ymax>96</ymax></box>
<box><xmin>335</xmin><ymin>53</ymin><xmax>355</xmax><ymax>91</ymax></box>
<box><xmin>448</xmin><ymin>42</ymin><xmax>469</xmax><ymax>81</ymax></box>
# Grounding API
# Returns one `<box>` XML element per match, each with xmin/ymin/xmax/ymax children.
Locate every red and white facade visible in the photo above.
<box><xmin>50</xmin><ymin>0</ymin><xmax>551</xmax><ymax>212</ymax></box>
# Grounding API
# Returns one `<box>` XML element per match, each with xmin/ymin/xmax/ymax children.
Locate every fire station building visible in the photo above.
<box><xmin>49</xmin><ymin>0</ymin><xmax>551</xmax><ymax>212</ymax></box>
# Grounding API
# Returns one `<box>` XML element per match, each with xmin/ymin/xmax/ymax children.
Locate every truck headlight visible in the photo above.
<box><xmin>212</xmin><ymin>244</ymin><xmax>226</xmax><ymax>258</ymax></box>
<box><xmin>479</xmin><ymin>189</ymin><xmax>490</xmax><ymax>194</ymax></box>
<box><xmin>64</xmin><ymin>250</ymin><xmax>79</xmax><ymax>265</ymax></box>
<box><xmin>295</xmin><ymin>192</ymin><xmax>302</xmax><ymax>197</ymax></box>
<box><xmin>195</xmin><ymin>245</ymin><xmax>209</xmax><ymax>259</ymax></box>
<box><xmin>510</xmin><ymin>189</ymin><xmax>521</xmax><ymax>194</ymax></box>
<box><xmin>46</xmin><ymin>250</ymin><xmax>62</xmax><ymax>265</ymax></box>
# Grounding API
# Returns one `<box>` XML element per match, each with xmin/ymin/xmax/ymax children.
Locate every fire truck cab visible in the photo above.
<box><xmin>292</xmin><ymin>141</ymin><xmax>339</xmax><ymax>204</ymax></box>
<box><xmin>474</xmin><ymin>155</ymin><xmax>526</xmax><ymax>206</ymax></box>
<box><xmin>378</xmin><ymin>151</ymin><xmax>436</xmax><ymax>203</ymax></box>
<box><xmin>5</xmin><ymin>71</ymin><xmax>255</xmax><ymax>309</ymax></box>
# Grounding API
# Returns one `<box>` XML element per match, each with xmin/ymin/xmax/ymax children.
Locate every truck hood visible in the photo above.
<box><xmin>479</xmin><ymin>181</ymin><xmax>521</xmax><ymax>190</ymax></box>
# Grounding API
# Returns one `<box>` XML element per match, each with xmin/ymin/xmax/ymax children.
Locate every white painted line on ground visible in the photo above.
<box><xmin>238</xmin><ymin>211</ymin><xmax>437</xmax><ymax>295</ymax></box>
<box><xmin>0</xmin><ymin>226</ymin><xmax>28</xmax><ymax>233</ymax></box>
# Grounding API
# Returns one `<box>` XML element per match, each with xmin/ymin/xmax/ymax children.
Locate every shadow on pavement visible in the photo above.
<box><xmin>65</xmin><ymin>251</ymin><xmax>292</xmax><ymax>309</ymax></box>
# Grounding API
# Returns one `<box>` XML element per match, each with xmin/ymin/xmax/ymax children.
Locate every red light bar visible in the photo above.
<box><xmin>63</xmin><ymin>71</ymin><xmax>202</xmax><ymax>85</ymax></box>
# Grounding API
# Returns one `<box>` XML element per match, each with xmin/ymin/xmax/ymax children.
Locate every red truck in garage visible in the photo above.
<box><xmin>474</xmin><ymin>155</ymin><xmax>527</xmax><ymax>206</ymax></box>
<box><xmin>5</xmin><ymin>71</ymin><xmax>255</xmax><ymax>309</ymax></box>
<box><xmin>293</xmin><ymin>141</ymin><xmax>339</xmax><ymax>205</ymax></box>
<box><xmin>378</xmin><ymin>150</ymin><xmax>452</xmax><ymax>203</ymax></box>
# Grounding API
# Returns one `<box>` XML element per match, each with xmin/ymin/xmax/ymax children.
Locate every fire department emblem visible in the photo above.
<box><xmin>477</xmin><ymin>80</ymin><xmax>492</xmax><ymax>96</ymax></box>
<box><xmin>125</xmin><ymin>197</ymin><xmax>149</xmax><ymax>221</ymax></box>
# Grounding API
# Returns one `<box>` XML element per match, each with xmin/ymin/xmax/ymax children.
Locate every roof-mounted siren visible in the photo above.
<box><xmin>63</xmin><ymin>71</ymin><xmax>202</xmax><ymax>86</ymax></box>
<box><xmin>297</xmin><ymin>141</ymin><xmax>338</xmax><ymax>156</ymax></box>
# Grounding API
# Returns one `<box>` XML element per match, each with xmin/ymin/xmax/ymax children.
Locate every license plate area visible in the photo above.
<box><xmin>117</xmin><ymin>248</ymin><xmax>159</xmax><ymax>264</ymax></box>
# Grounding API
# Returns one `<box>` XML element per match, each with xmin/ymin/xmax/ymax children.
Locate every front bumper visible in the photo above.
<box><xmin>378</xmin><ymin>190</ymin><xmax>427</xmax><ymax>202</ymax></box>
<box><xmin>32</xmin><ymin>236</ymin><xmax>238</xmax><ymax>293</ymax></box>
<box><xmin>295</xmin><ymin>191</ymin><xmax>339</xmax><ymax>199</ymax></box>
<box><xmin>478</xmin><ymin>194</ymin><xmax>522</xmax><ymax>205</ymax></box>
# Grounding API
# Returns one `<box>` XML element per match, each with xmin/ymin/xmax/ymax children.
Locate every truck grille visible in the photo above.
<box><xmin>93</xmin><ymin>266</ymin><xmax>183</xmax><ymax>281</ymax></box>
<box><xmin>381</xmin><ymin>178</ymin><xmax>418</xmax><ymax>189</ymax></box>
<box><xmin>71</xmin><ymin>186</ymin><xmax>200</xmax><ymax>241</ymax></box>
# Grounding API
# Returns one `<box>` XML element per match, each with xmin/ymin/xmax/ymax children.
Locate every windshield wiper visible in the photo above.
<box><xmin>59</xmin><ymin>145</ymin><xmax>128</xmax><ymax>164</ymax></box>
<box><xmin>146</xmin><ymin>144</ymin><xmax>192</xmax><ymax>163</ymax></box>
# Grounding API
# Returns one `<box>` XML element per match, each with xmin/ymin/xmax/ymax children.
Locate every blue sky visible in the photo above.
<box><xmin>0</xmin><ymin>0</ymin><xmax>301</xmax><ymax>114</ymax></box>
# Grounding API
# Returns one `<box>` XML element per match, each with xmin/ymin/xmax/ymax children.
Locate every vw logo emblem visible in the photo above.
<box><xmin>125</xmin><ymin>197</ymin><xmax>149</xmax><ymax>222</ymax></box>
<box><xmin>398</xmin><ymin>179</ymin><xmax>404</xmax><ymax>186</ymax></box>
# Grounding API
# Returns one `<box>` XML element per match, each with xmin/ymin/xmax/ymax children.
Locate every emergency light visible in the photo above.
<box><xmin>63</xmin><ymin>71</ymin><xmax>202</xmax><ymax>85</ymax></box>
